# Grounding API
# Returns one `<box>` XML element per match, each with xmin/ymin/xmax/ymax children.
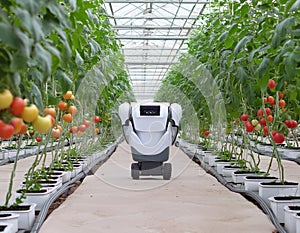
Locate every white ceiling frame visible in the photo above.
<box><xmin>105</xmin><ymin>0</ymin><xmax>209</xmax><ymax>100</ymax></box>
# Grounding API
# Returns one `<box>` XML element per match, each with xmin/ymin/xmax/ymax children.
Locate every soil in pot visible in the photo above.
<box><xmin>0</xmin><ymin>225</ymin><xmax>7</xmax><ymax>232</ymax></box>
<box><xmin>274</xmin><ymin>196</ymin><xmax>300</xmax><ymax>201</ymax></box>
<box><xmin>260</xmin><ymin>181</ymin><xmax>298</xmax><ymax>186</ymax></box>
<box><xmin>0</xmin><ymin>205</ymin><xmax>31</xmax><ymax>211</ymax></box>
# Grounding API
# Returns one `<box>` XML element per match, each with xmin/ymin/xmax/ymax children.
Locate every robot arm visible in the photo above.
<box><xmin>118</xmin><ymin>102</ymin><xmax>132</xmax><ymax>143</ymax></box>
<box><xmin>169</xmin><ymin>103</ymin><xmax>182</xmax><ymax>144</ymax></box>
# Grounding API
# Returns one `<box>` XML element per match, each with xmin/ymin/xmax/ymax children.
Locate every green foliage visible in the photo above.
<box><xmin>160</xmin><ymin>0</ymin><xmax>300</xmax><ymax>129</ymax></box>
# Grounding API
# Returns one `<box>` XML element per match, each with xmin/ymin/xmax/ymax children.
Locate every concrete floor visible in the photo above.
<box><xmin>38</xmin><ymin>143</ymin><xmax>277</xmax><ymax>233</ymax></box>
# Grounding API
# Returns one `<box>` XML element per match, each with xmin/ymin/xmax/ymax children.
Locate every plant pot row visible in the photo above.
<box><xmin>0</xmin><ymin>148</ymin><xmax>111</xmax><ymax>233</ymax></box>
<box><xmin>200</xmin><ymin>148</ymin><xmax>300</xmax><ymax>233</ymax></box>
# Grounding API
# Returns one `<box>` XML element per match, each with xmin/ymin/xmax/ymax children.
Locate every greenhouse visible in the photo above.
<box><xmin>0</xmin><ymin>0</ymin><xmax>299</xmax><ymax>232</ymax></box>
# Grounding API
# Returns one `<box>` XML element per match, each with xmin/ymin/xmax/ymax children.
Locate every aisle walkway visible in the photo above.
<box><xmin>39</xmin><ymin>143</ymin><xmax>276</xmax><ymax>233</ymax></box>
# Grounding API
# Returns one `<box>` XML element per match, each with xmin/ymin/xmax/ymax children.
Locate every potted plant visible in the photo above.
<box><xmin>257</xmin><ymin>82</ymin><xmax>299</xmax><ymax>203</ymax></box>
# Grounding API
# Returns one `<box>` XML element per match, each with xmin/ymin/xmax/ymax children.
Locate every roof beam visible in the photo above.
<box><xmin>109</xmin><ymin>16</ymin><xmax>198</xmax><ymax>19</ymax></box>
<box><xmin>126</xmin><ymin>62</ymin><xmax>176</xmax><ymax>65</ymax></box>
<box><xmin>117</xmin><ymin>36</ymin><xmax>189</xmax><ymax>40</ymax></box>
<box><xmin>113</xmin><ymin>25</ymin><xmax>193</xmax><ymax>30</ymax></box>
<box><xmin>123</xmin><ymin>47</ymin><xmax>187</xmax><ymax>50</ymax></box>
<box><xmin>106</xmin><ymin>0</ymin><xmax>209</xmax><ymax>3</ymax></box>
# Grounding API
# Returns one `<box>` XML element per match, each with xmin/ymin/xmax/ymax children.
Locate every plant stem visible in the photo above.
<box><xmin>4</xmin><ymin>136</ymin><xmax>22</xmax><ymax>207</ymax></box>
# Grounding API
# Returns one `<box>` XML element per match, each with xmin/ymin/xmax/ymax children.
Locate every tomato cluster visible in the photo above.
<box><xmin>0</xmin><ymin>89</ymin><xmax>53</xmax><ymax>140</ymax></box>
<box><xmin>240</xmin><ymin>79</ymin><xmax>299</xmax><ymax>144</ymax></box>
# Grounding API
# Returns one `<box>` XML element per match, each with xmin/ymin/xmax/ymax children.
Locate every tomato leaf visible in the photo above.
<box><xmin>234</xmin><ymin>36</ymin><xmax>252</xmax><ymax>56</ymax></box>
<box><xmin>30</xmin><ymin>83</ymin><xmax>43</xmax><ymax>111</ymax></box>
<box><xmin>289</xmin><ymin>0</ymin><xmax>300</xmax><ymax>11</ymax></box>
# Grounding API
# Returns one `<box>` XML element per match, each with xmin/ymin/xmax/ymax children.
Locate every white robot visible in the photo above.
<box><xmin>118</xmin><ymin>102</ymin><xmax>182</xmax><ymax>180</ymax></box>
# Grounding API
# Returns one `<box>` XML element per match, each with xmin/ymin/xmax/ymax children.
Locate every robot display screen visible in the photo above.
<box><xmin>140</xmin><ymin>105</ymin><xmax>160</xmax><ymax>116</ymax></box>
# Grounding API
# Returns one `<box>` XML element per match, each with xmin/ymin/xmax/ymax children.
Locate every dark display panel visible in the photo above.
<box><xmin>140</xmin><ymin>105</ymin><xmax>160</xmax><ymax>116</ymax></box>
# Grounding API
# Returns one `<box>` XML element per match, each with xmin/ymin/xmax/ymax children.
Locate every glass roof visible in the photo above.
<box><xmin>105</xmin><ymin>0</ymin><xmax>210</xmax><ymax>101</ymax></box>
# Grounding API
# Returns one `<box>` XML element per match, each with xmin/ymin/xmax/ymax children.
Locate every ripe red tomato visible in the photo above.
<box><xmin>70</xmin><ymin>126</ymin><xmax>78</xmax><ymax>133</ymax></box>
<box><xmin>265</xmin><ymin>107</ymin><xmax>271</xmax><ymax>116</ymax></box>
<box><xmin>0</xmin><ymin>121</ymin><xmax>15</xmax><ymax>139</ymax></box>
<box><xmin>93</xmin><ymin>116</ymin><xmax>101</xmax><ymax>123</ymax></box>
<box><xmin>78</xmin><ymin>124</ymin><xmax>87</xmax><ymax>132</ymax></box>
<box><xmin>10</xmin><ymin>97</ymin><xmax>25</xmax><ymax>116</ymax></box>
<box><xmin>10</xmin><ymin>117</ymin><xmax>23</xmax><ymax>134</ymax></box>
<box><xmin>263</xmin><ymin>126</ymin><xmax>269</xmax><ymax>135</ymax></box>
<box><xmin>36</xmin><ymin>137</ymin><xmax>42</xmax><ymax>142</ymax></box>
<box><xmin>284</xmin><ymin>120</ymin><xmax>292</xmax><ymax>128</ymax></box>
<box><xmin>259</xmin><ymin>118</ymin><xmax>267</xmax><ymax>127</ymax></box>
<box><xmin>240</xmin><ymin>114</ymin><xmax>248</xmax><ymax>122</ymax></box>
<box><xmin>43</xmin><ymin>107</ymin><xmax>56</xmax><ymax>118</ymax></box>
<box><xmin>291</xmin><ymin>120</ymin><xmax>298</xmax><ymax>129</ymax></box>
<box><xmin>68</xmin><ymin>105</ymin><xmax>77</xmax><ymax>115</ymax></box>
<box><xmin>278</xmin><ymin>99</ymin><xmax>286</xmax><ymax>108</ymax></box>
<box><xmin>278</xmin><ymin>92</ymin><xmax>284</xmax><ymax>99</ymax></box>
<box><xmin>257</xmin><ymin>109</ymin><xmax>264</xmax><ymax>118</ymax></box>
<box><xmin>62</xmin><ymin>113</ymin><xmax>73</xmax><ymax>123</ymax></box>
<box><xmin>245</xmin><ymin>121</ymin><xmax>254</xmax><ymax>132</ymax></box>
<box><xmin>63</xmin><ymin>91</ymin><xmax>73</xmax><ymax>100</ymax></box>
<box><xmin>83</xmin><ymin>120</ymin><xmax>90</xmax><ymax>128</ymax></box>
<box><xmin>268</xmin><ymin>79</ymin><xmax>276</xmax><ymax>89</ymax></box>
<box><xmin>267</xmin><ymin>115</ymin><xmax>273</xmax><ymax>123</ymax></box>
<box><xmin>289</xmin><ymin>120</ymin><xmax>298</xmax><ymax>129</ymax></box>
<box><xmin>273</xmin><ymin>132</ymin><xmax>284</xmax><ymax>144</ymax></box>
<box><xmin>18</xmin><ymin>122</ymin><xmax>27</xmax><ymax>135</ymax></box>
<box><xmin>204</xmin><ymin>130</ymin><xmax>210</xmax><ymax>137</ymax></box>
<box><xmin>58</xmin><ymin>101</ymin><xmax>67</xmax><ymax>111</ymax></box>
<box><xmin>267</xmin><ymin>96</ymin><xmax>275</xmax><ymax>105</ymax></box>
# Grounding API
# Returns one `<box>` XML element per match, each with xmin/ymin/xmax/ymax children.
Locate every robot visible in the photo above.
<box><xmin>118</xmin><ymin>102</ymin><xmax>182</xmax><ymax>180</ymax></box>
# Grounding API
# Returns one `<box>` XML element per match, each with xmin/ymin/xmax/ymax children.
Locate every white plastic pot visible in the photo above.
<box><xmin>284</xmin><ymin>205</ymin><xmax>300</xmax><ymax>233</ymax></box>
<box><xmin>269</xmin><ymin>196</ymin><xmax>300</xmax><ymax>224</ymax></box>
<box><xmin>244</xmin><ymin>176</ymin><xmax>278</xmax><ymax>192</ymax></box>
<box><xmin>0</xmin><ymin>213</ymin><xmax>19</xmax><ymax>233</ymax></box>
<box><xmin>258</xmin><ymin>182</ymin><xmax>299</xmax><ymax>204</ymax></box>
